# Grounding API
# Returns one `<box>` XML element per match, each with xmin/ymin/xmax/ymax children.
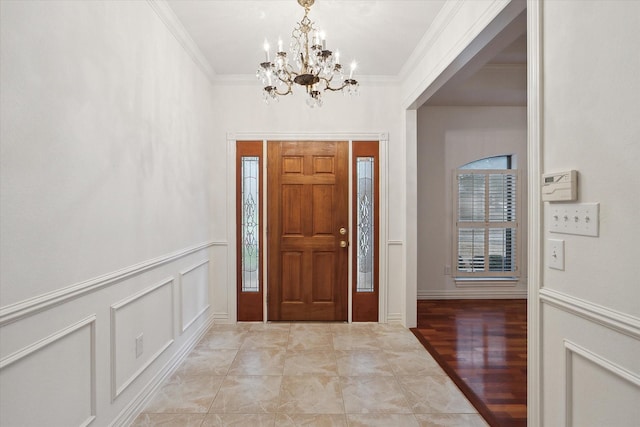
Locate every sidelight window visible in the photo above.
<box><xmin>356</xmin><ymin>157</ymin><xmax>375</xmax><ymax>292</ymax></box>
<box><xmin>241</xmin><ymin>156</ymin><xmax>260</xmax><ymax>292</ymax></box>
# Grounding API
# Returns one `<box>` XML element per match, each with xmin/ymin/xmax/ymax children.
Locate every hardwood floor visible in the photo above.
<box><xmin>411</xmin><ymin>299</ymin><xmax>527</xmax><ymax>427</ymax></box>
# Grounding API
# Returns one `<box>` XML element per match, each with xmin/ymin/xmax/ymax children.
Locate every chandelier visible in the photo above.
<box><xmin>256</xmin><ymin>0</ymin><xmax>359</xmax><ymax>107</ymax></box>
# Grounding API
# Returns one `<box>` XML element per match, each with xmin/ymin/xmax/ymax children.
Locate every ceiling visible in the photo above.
<box><xmin>165</xmin><ymin>0</ymin><xmax>527</xmax><ymax>105</ymax></box>
<box><xmin>166</xmin><ymin>0</ymin><xmax>448</xmax><ymax>77</ymax></box>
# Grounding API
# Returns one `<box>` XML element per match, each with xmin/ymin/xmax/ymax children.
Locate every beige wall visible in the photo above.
<box><xmin>417</xmin><ymin>106</ymin><xmax>527</xmax><ymax>298</ymax></box>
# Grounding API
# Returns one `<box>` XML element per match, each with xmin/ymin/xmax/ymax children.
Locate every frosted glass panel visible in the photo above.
<box><xmin>241</xmin><ymin>156</ymin><xmax>259</xmax><ymax>292</ymax></box>
<box><xmin>356</xmin><ymin>157</ymin><xmax>374</xmax><ymax>292</ymax></box>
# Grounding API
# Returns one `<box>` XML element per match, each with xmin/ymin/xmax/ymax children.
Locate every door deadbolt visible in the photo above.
<box><xmin>340</xmin><ymin>241</ymin><xmax>348</xmax><ymax>248</ymax></box>
<box><xmin>339</xmin><ymin>227</ymin><xmax>347</xmax><ymax>235</ymax></box>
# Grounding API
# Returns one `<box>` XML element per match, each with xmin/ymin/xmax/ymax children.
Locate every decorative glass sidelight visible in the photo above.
<box><xmin>241</xmin><ymin>156</ymin><xmax>260</xmax><ymax>292</ymax></box>
<box><xmin>356</xmin><ymin>157</ymin><xmax>375</xmax><ymax>292</ymax></box>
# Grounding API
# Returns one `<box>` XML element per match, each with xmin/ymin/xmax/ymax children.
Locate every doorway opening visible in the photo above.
<box><xmin>236</xmin><ymin>139</ymin><xmax>381</xmax><ymax>322</ymax></box>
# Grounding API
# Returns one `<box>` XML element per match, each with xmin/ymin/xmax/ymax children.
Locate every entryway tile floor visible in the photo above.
<box><xmin>132</xmin><ymin>323</ymin><xmax>488</xmax><ymax>427</ymax></box>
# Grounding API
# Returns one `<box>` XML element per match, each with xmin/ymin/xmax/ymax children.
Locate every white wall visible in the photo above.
<box><xmin>0</xmin><ymin>1</ymin><xmax>217</xmax><ymax>426</ymax></box>
<box><xmin>210</xmin><ymin>81</ymin><xmax>406</xmax><ymax>322</ymax></box>
<box><xmin>417</xmin><ymin>106</ymin><xmax>527</xmax><ymax>298</ymax></box>
<box><xmin>538</xmin><ymin>0</ymin><xmax>640</xmax><ymax>425</ymax></box>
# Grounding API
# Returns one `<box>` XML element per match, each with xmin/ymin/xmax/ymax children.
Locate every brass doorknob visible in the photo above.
<box><xmin>340</xmin><ymin>241</ymin><xmax>348</xmax><ymax>248</ymax></box>
<box><xmin>339</xmin><ymin>227</ymin><xmax>347</xmax><ymax>235</ymax></box>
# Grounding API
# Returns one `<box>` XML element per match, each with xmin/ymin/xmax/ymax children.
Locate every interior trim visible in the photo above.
<box><xmin>541</xmin><ymin>288</ymin><xmax>640</xmax><ymax>339</ymax></box>
<box><xmin>146</xmin><ymin>0</ymin><xmax>215</xmax><ymax>84</ymax></box>
<box><xmin>0</xmin><ymin>241</ymin><xmax>218</xmax><ymax>326</ymax></box>
<box><xmin>110</xmin><ymin>278</ymin><xmax>175</xmax><ymax>400</ymax></box>
<box><xmin>564</xmin><ymin>339</ymin><xmax>640</xmax><ymax>427</ymax></box>
<box><xmin>527</xmin><ymin>0</ymin><xmax>543</xmax><ymax>425</ymax></box>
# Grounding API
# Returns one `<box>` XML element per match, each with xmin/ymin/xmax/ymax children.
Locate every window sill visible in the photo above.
<box><xmin>454</xmin><ymin>277</ymin><xmax>520</xmax><ymax>287</ymax></box>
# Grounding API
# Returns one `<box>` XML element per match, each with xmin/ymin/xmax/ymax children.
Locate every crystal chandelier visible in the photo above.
<box><xmin>256</xmin><ymin>0</ymin><xmax>359</xmax><ymax>108</ymax></box>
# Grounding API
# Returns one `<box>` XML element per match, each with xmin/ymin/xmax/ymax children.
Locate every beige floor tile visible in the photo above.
<box><xmin>240</xmin><ymin>331</ymin><xmax>289</xmax><ymax>349</ymax></box>
<box><xmin>202</xmin><ymin>413</ymin><xmax>276</xmax><ymax>427</ymax></box>
<box><xmin>135</xmin><ymin>323</ymin><xmax>491</xmax><ymax>426</ymax></box>
<box><xmin>331</xmin><ymin>333</ymin><xmax>380</xmax><ymax>350</ymax></box>
<box><xmin>199</xmin><ymin>330</ymin><xmax>248</xmax><ymax>350</ymax></box>
<box><xmin>130</xmin><ymin>413</ymin><xmax>206</xmax><ymax>427</ymax></box>
<box><xmin>175</xmin><ymin>348</ymin><xmax>238</xmax><ymax>377</ymax></box>
<box><xmin>330</xmin><ymin>323</ymin><xmax>376</xmax><ymax>335</ymax></box>
<box><xmin>414</xmin><ymin>413</ymin><xmax>489</xmax><ymax>427</ymax></box>
<box><xmin>283</xmin><ymin>351</ymin><xmax>338</xmax><ymax>376</ymax></box>
<box><xmin>347</xmin><ymin>414</ymin><xmax>420</xmax><ymax>427</ymax></box>
<box><xmin>249</xmin><ymin>322</ymin><xmax>291</xmax><ymax>332</ymax></box>
<box><xmin>209</xmin><ymin>376</ymin><xmax>282</xmax><ymax>414</ymax></box>
<box><xmin>376</xmin><ymin>330</ymin><xmax>425</xmax><ymax>350</ymax></box>
<box><xmin>335</xmin><ymin>350</ymin><xmax>394</xmax><ymax>376</ymax></box>
<box><xmin>274</xmin><ymin>413</ymin><xmax>347</xmax><ymax>427</ymax></box>
<box><xmin>340</xmin><ymin>376</ymin><xmax>412</xmax><ymax>414</ymax></box>
<box><xmin>289</xmin><ymin>323</ymin><xmax>334</xmax><ymax>334</ymax></box>
<box><xmin>278</xmin><ymin>376</ymin><xmax>344</xmax><ymax>414</ymax></box>
<box><xmin>143</xmin><ymin>374</ymin><xmax>224</xmax><ymax>413</ymax></box>
<box><xmin>227</xmin><ymin>349</ymin><xmax>286</xmax><ymax>375</ymax></box>
<box><xmin>397</xmin><ymin>375</ymin><xmax>477</xmax><ymax>414</ymax></box>
<box><xmin>287</xmin><ymin>330</ymin><xmax>334</xmax><ymax>351</ymax></box>
<box><xmin>384</xmin><ymin>349</ymin><xmax>444</xmax><ymax>376</ymax></box>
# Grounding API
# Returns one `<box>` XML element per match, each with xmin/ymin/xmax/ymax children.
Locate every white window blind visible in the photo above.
<box><xmin>455</xmin><ymin>169</ymin><xmax>518</xmax><ymax>277</ymax></box>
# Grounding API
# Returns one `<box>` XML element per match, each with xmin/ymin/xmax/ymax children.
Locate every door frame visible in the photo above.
<box><xmin>227</xmin><ymin>132</ymin><xmax>389</xmax><ymax>323</ymax></box>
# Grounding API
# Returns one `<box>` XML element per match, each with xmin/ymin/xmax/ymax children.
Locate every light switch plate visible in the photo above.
<box><xmin>549</xmin><ymin>202</ymin><xmax>599</xmax><ymax>237</ymax></box>
<box><xmin>548</xmin><ymin>239</ymin><xmax>565</xmax><ymax>270</ymax></box>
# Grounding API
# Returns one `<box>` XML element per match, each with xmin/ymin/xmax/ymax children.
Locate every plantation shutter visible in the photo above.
<box><xmin>455</xmin><ymin>169</ymin><xmax>518</xmax><ymax>277</ymax></box>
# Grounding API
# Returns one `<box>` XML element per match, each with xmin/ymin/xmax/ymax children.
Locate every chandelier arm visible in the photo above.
<box><xmin>257</xmin><ymin>0</ymin><xmax>359</xmax><ymax>106</ymax></box>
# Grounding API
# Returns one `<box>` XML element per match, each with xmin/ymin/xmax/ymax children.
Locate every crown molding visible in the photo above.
<box><xmin>146</xmin><ymin>0</ymin><xmax>216</xmax><ymax>84</ymax></box>
<box><xmin>398</xmin><ymin>0</ymin><xmax>465</xmax><ymax>81</ymax></box>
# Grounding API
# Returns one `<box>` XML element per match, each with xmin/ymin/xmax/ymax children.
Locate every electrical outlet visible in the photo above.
<box><xmin>548</xmin><ymin>239</ymin><xmax>565</xmax><ymax>270</ymax></box>
<box><xmin>444</xmin><ymin>265</ymin><xmax>451</xmax><ymax>275</ymax></box>
<box><xmin>549</xmin><ymin>202</ymin><xmax>599</xmax><ymax>237</ymax></box>
<box><xmin>135</xmin><ymin>333</ymin><xmax>144</xmax><ymax>358</ymax></box>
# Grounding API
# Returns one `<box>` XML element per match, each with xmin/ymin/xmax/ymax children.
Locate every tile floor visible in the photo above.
<box><xmin>132</xmin><ymin>322</ymin><xmax>488</xmax><ymax>427</ymax></box>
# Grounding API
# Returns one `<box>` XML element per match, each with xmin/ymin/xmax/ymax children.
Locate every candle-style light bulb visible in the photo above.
<box><xmin>263</xmin><ymin>39</ymin><xmax>270</xmax><ymax>62</ymax></box>
<box><xmin>320</xmin><ymin>31</ymin><xmax>326</xmax><ymax>50</ymax></box>
<box><xmin>335</xmin><ymin>50</ymin><xmax>340</xmax><ymax>65</ymax></box>
<box><xmin>349</xmin><ymin>61</ymin><xmax>357</xmax><ymax>79</ymax></box>
<box><xmin>278</xmin><ymin>38</ymin><xmax>283</xmax><ymax>53</ymax></box>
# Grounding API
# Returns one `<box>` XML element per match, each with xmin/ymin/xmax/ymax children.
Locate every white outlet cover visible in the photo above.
<box><xmin>548</xmin><ymin>239</ymin><xmax>565</xmax><ymax>270</ymax></box>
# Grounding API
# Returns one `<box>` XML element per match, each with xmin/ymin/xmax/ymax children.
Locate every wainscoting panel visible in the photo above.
<box><xmin>386</xmin><ymin>241</ymin><xmax>404</xmax><ymax>324</ymax></box>
<box><xmin>0</xmin><ymin>316</ymin><xmax>96</xmax><ymax>427</ymax></box>
<box><xmin>541</xmin><ymin>299</ymin><xmax>640</xmax><ymax>427</ymax></box>
<box><xmin>565</xmin><ymin>340</ymin><xmax>640</xmax><ymax>427</ymax></box>
<box><xmin>111</xmin><ymin>278</ymin><xmax>175</xmax><ymax>400</ymax></box>
<box><xmin>180</xmin><ymin>260</ymin><xmax>210</xmax><ymax>333</ymax></box>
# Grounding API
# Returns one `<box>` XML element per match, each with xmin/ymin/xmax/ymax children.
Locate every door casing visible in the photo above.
<box><xmin>229</xmin><ymin>133</ymin><xmax>389</xmax><ymax>323</ymax></box>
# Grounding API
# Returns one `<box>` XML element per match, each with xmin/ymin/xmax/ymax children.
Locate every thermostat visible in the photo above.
<box><xmin>542</xmin><ymin>170</ymin><xmax>578</xmax><ymax>202</ymax></box>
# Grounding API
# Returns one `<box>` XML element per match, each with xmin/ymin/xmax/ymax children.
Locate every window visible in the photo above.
<box><xmin>236</xmin><ymin>141</ymin><xmax>263</xmax><ymax>321</ymax></box>
<box><xmin>454</xmin><ymin>155</ymin><xmax>519</xmax><ymax>278</ymax></box>
<box><xmin>352</xmin><ymin>141</ymin><xmax>379</xmax><ymax>322</ymax></box>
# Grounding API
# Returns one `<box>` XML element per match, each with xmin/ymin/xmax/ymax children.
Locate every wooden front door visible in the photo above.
<box><xmin>267</xmin><ymin>141</ymin><xmax>349</xmax><ymax>321</ymax></box>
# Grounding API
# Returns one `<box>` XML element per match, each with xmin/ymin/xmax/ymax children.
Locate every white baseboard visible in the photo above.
<box><xmin>110</xmin><ymin>314</ymin><xmax>214</xmax><ymax>427</ymax></box>
<box><xmin>418</xmin><ymin>289</ymin><xmax>528</xmax><ymax>299</ymax></box>
<box><xmin>386</xmin><ymin>313</ymin><xmax>404</xmax><ymax>324</ymax></box>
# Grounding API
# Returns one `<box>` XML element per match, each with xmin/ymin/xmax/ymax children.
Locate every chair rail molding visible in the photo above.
<box><xmin>540</xmin><ymin>288</ymin><xmax>640</xmax><ymax>340</ymax></box>
<box><xmin>0</xmin><ymin>241</ymin><xmax>218</xmax><ymax>326</ymax></box>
